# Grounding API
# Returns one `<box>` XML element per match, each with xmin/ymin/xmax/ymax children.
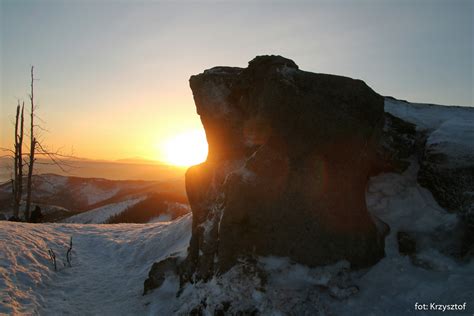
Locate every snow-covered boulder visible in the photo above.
<box><xmin>419</xmin><ymin>116</ymin><xmax>474</xmax><ymax>227</ymax></box>
<box><xmin>385</xmin><ymin>98</ymin><xmax>474</xmax><ymax>230</ymax></box>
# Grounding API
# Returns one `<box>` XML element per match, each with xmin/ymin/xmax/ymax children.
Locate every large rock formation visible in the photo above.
<box><xmin>181</xmin><ymin>55</ymin><xmax>387</xmax><ymax>281</ymax></box>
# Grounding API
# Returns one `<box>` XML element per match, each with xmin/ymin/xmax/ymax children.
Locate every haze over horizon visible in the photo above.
<box><xmin>1</xmin><ymin>0</ymin><xmax>472</xmax><ymax>162</ymax></box>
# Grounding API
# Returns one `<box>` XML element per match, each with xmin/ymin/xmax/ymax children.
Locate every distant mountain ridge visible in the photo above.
<box><xmin>0</xmin><ymin>157</ymin><xmax>185</xmax><ymax>183</ymax></box>
<box><xmin>115</xmin><ymin>157</ymin><xmax>164</xmax><ymax>165</ymax></box>
<box><xmin>0</xmin><ymin>173</ymin><xmax>189</xmax><ymax>223</ymax></box>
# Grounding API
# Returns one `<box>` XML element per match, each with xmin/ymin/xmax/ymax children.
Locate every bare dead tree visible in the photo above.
<box><xmin>13</xmin><ymin>104</ymin><xmax>20</xmax><ymax>217</ymax></box>
<box><xmin>18</xmin><ymin>103</ymin><xmax>25</xmax><ymax>214</ymax></box>
<box><xmin>66</xmin><ymin>237</ymin><xmax>73</xmax><ymax>267</ymax></box>
<box><xmin>25</xmin><ymin>66</ymin><xmax>37</xmax><ymax>221</ymax></box>
<box><xmin>12</xmin><ymin>101</ymin><xmax>25</xmax><ymax>218</ymax></box>
<box><xmin>2</xmin><ymin>66</ymin><xmax>77</xmax><ymax>220</ymax></box>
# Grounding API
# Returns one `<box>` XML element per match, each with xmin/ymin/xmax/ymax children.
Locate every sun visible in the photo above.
<box><xmin>162</xmin><ymin>130</ymin><xmax>208</xmax><ymax>167</ymax></box>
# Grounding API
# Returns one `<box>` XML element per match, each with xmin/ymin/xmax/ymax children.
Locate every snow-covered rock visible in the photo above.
<box><xmin>385</xmin><ymin>98</ymin><xmax>474</xmax><ymax>229</ymax></box>
<box><xmin>384</xmin><ymin>97</ymin><xmax>473</xmax><ymax>132</ymax></box>
<box><xmin>142</xmin><ymin>157</ymin><xmax>473</xmax><ymax>315</ymax></box>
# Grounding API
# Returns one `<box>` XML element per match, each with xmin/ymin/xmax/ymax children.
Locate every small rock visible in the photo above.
<box><xmin>8</xmin><ymin>215</ymin><xmax>22</xmax><ymax>222</ymax></box>
<box><xmin>143</xmin><ymin>256</ymin><xmax>179</xmax><ymax>295</ymax></box>
<box><xmin>329</xmin><ymin>285</ymin><xmax>359</xmax><ymax>300</ymax></box>
<box><xmin>397</xmin><ymin>231</ymin><xmax>417</xmax><ymax>256</ymax></box>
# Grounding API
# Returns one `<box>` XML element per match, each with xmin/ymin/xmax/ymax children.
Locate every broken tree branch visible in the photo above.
<box><xmin>48</xmin><ymin>248</ymin><xmax>57</xmax><ymax>271</ymax></box>
<box><xmin>66</xmin><ymin>237</ymin><xmax>72</xmax><ymax>267</ymax></box>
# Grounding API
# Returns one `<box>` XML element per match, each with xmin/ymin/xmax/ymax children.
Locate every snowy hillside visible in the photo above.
<box><xmin>62</xmin><ymin>196</ymin><xmax>147</xmax><ymax>224</ymax></box>
<box><xmin>61</xmin><ymin>197</ymin><xmax>190</xmax><ymax>224</ymax></box>
<box><xmin>0</xmin><ymin>174</ymin><xmax>185</xmax><ymax>214</ymax></box>
<box><xmin>0</xmin><ymin>174</ymin><xmax>189</xmax><ymax>224</ymax></box>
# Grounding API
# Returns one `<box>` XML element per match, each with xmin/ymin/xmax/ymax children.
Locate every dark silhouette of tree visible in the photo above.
<box><xmin>12</xmin><ymin>101</ymin><xmax>25</xmax><ymax>218</ymax></box>
<box><xmin>25</xmin><ymin>66</ymin><xmax>37</xmax><ymax>221</ymax></box>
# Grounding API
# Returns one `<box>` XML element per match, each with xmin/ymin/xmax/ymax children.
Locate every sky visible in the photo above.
<box><xmin>1</xmin><ymin>0</ymin><xmax>472</xmax><ymax>163</ymax></box>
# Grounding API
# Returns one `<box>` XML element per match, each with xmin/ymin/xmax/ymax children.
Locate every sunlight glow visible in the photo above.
<box><xmin>162</xmin><ymin>130</ymin><xmax>208</xmax><ymax>167</ymax></box>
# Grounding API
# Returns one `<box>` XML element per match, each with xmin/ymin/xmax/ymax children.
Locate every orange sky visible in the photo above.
<box><xmin>1</xmin><ymin>80</ymin><xmax>206</xmax><ymax>163</ymax></box>
<box><xmin>1</xmin><ymin>1</ymin><xmax>472</xmax><ymax>165</ymax></box>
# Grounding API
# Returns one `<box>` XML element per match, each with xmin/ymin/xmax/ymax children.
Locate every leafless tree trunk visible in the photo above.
<box><xmin>48</xmin><ymin>248</ymin><xmax>57</xmax><ymax>271</ymax></box>
<box><xmin>12</xmin><ymin>101</ymin><xmax>25</xmax><ymax>218</ymax></box>
<box><xmin>13</xmin><ymin>104</ymin><xmax>20</xmax><ymax>217</ymax></box>
<box><xmin>66</xmin><ymin>237</ymin><xmax>73</xmax><ymax>267</ymax></box>
<box><xmin>18</xmin><ymin>104</ymin><xmax>24</xmax><ymax>213</ymax></box>
<box><xmin>25</xmin><ymin>66</ymin><xmax>36</xmax><ymax>221</ymax></box>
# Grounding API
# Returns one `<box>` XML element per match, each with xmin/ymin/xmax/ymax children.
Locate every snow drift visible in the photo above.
<box><xmin>0</xmin><ymin>215</ymin><xmax>191</xmax><ymax>315</ymax></box>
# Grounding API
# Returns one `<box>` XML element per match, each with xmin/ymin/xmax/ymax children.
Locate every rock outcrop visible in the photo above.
<box><xmin>180</xmin><ymin>55</ymin><xmax>387</xmax><ymax>281</ymax></box>
<box><xmin>384</xmin><ymin>98</ymin><xmax>474</xmax><ymax>262</ymax></box>
<box><xmin>143</xmin><ymin>256</ymin><xmax>179</xmax><ymax>295</ymax></box>
<box><xmin>376</xmin><ymin>112</ymin><xmax>417</xmax><ymax>174</ymax></box>
<box><xmin>418</xmin><ymin>120</ymin><xmax>474</xmax><ymax>229</ymax></box>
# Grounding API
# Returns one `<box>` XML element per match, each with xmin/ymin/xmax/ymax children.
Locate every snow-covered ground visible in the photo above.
<box><xmin>2</xmin><ymin>158</ymin><xmax>473</xmax><ymax>315</ymax></box>
<box><xmin>0</xmin><ymin>215</ymin><xmax>191</xmax><ymax>315</ymax></box>
<box><xmin>343</xmin><ymin>161</ymin><xmax>473</xmax><ymax>315</ymax></box>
